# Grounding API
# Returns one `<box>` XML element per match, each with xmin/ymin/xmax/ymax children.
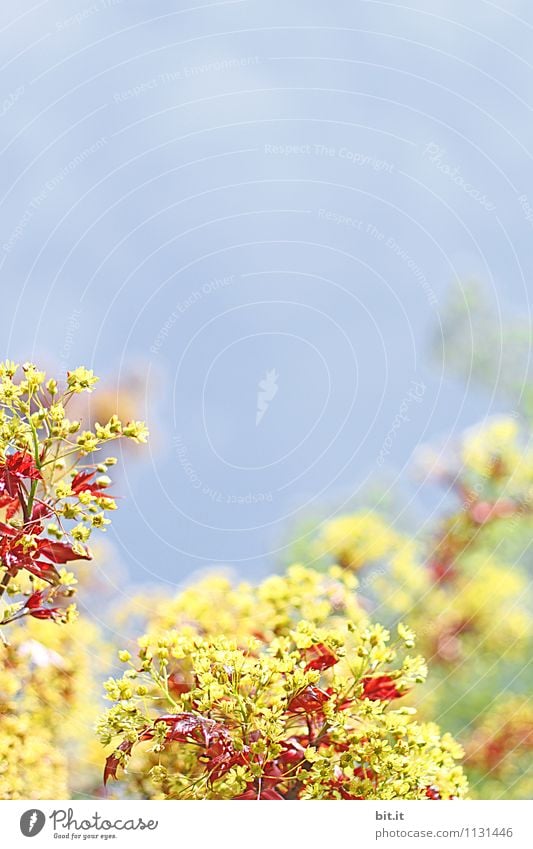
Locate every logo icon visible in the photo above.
<box><xmin>20</xmin><ymin>810</ymin><xmax>46</xmax><ymax>838</ymax></box>
<box><xmin>256</xmin><ymin>369</ymin><xmax>279</xmax><ymax>426</ymax></box>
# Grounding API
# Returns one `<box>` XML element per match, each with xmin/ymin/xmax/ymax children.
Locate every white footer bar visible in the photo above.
<box><xmin>2</xmin><ymin>799</ymin><xmax>532</xmax><ymax>849</ymax></box>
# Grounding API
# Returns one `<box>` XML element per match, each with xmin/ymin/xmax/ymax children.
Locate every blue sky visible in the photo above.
<box><xmin>1</xmin><ymin>0</ymin><xmax>532</xmax><ymax>589</ymax></box>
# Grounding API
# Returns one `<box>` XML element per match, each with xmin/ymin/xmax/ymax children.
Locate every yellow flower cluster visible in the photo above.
<box><xmin>0</xmin><ymin>611</ymin><xmax>109</xmax><ymax>798</ymax></box>
<box><xmin>0</xmin><ymin>360</ymin><xmax>148</xmax><ymax>459</ymax></box>
<box><xmin>0</xmin><ymin>361</ymin><xmax>149</xmax><ymax>627</ymax></box>
<box><xmin>318</xmin><ymin>513</ymin><xmax>402</xmax><ymax>571</ymax></box>
<box><xmin>0</xmin><ymin>363</ymin><xmax>148</xmax><ymax>798</ymax></box>
<box><xmin>100</xmin><ymin>566</ymin><xmax>467</xmax><ymax>800</ymax></box>
<box><xmin>0</xmin><ymin>713</ymin><xmax>67</xmax><ymax>800</ymax></box>
<box><xmin>124</xmin><ymin>563</ymin><xmax>363</xmax><ymax>638</ymax></box>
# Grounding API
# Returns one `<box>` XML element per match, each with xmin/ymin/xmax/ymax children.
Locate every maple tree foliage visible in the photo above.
<box><xmin>100</xmin><ymin>566</ymin><xmax>466</xmax><ymax>800</ymax></box>
<box><xmin>0</xmin><ymin>362</ymin><xmax>148</xmax><ymax>627</ymax></box>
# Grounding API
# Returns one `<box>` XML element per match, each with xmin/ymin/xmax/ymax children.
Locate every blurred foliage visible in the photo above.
<box><xmin>308</xmin><ymin>415</ymin><xmax>533</xmax><ymax>799</ymax></box>
<box><xmin>433</xmin><ymin>280</ymin><xmax>533</xmax><ymax>414</ymax></box>
<box><xmin>0</xmin><ymin>607</ymin><xmax>109</xmax><ymax>799</ymax></box>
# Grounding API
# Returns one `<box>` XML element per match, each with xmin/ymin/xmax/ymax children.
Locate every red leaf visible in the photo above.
<box><xmin>0</xmin><ymin>493</ymin><xmax>22</xmax><ymax>519</ymax></box>
<box><xmin>23</xmin><ymin>559</ymin><xmax>60</xmax><ymax>585</ymax></box>
<box><xmin>278</xmin><ymin>737</ymin><xmax>307</xmax><ymax>769</ymax></box>
<box><xmin>25</xmin><ymin>589</ymin><xmax>49</xmax><ymax>609</ymax></box>
<box><xmin>22</xmin><ymin>589</ymin><xmax>62</xmax><ymax>620</ymax></box>
<box><xmin>38</xmin><ymin>539</ymin><xmax>91</xmax><ymax>563</ymax></box>
<box><xmin>425</xmin><ymin>785</ymin><xmax>441</xmax><ymax>800</ymax></box>
<box><xmin>236</xmin><ymin>785</ymin><xmax>284</xmax><ymax>800</ymax></box>
<box><xmin>71</xmin><ymin>470</ymin><xmax>109</xmax><ymax>497</ymax></box>
<box><xmin>153</xmin><ymin>713</ymin><xmax>245</xmax><ymax>784</ymax></box>
<box><xmin>9</xmin><ymin>452</ymin><xmax>42</xmax><ymax>479</ymax></box>
<box><xmin>353</xmin><ymin>766</ymin><xmax>376</xmax><ymax>783</ymax></box>
<box><xmin>28</xmin><ymin>607</ymin><xmax>62</xmax><ymax>620</ymax></box>
<box><xmin>262</xmin><ymin>761</ymin><xmax>284</xmax><ymax>789</ymax></box>
<box><xmin>361</xmin><ymin>675</ymin><xmax>404</xmax><ymax>702</ymax></box>
<box><xmin>167</xmin><ymin>671</ymin><xmax>192</xmax><ymax>696</ymax></box>
<box><xmin>287</xmin><ymin>685</ymin><xmax>330</xmax><ymax>713</ymax></box>
<box><xmin>208</xmin><ymin>748</ymin><xmax>250</xmax><ymax>783</ymax></box>
<box><xmin>104</xmin><ymin>714</ymin><xmax>244</xmax><ymax>788</ymax></box>
<box><xmin>304</xmin><ymin>643</ymin><xmax>339</xmax><ymax>672</ymax></box>
<box><xmin>72</xmin><ymin>470</ymin><xmax>95</xmax><ymax>490</ymax></box>
<box><xmin>156</xmin><ymin>713</ymin><xmax>231</xmax><ymax>749</ymax></box>
<box><xmin>155</xmin><ymin>713</ymin><xmax>210</xmax><ymax>742</ymax></box>
<box><xmin>31</xmin><ymin>501</ymin><xmax>54</xmax><ymax>522</ymax></box>
<box><xmin>104</xmin><ymin>740</ymin><xmax>134</xmax><ymax>785</ymax></box>
<box><xmin>0</xmin><ymin>521</ymin><xmax>17</xmax><ymax>538</ymax></box>
<box><xmin>0</xmin><ymin>452</ymin><xmax>41</xmax><ymax>496</ymax></box>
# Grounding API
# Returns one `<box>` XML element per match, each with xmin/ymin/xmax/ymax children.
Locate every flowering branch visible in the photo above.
<box><xmin>0</xmin><ymin>361</ymin><xmax>148</xmax><ymax>628</ymax></box>
<box><xmin>99</xmin><ymin>567</ymin><xmax>466</xmax><ymax>800</ymax></box>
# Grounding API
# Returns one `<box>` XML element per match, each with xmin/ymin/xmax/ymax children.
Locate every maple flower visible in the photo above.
<box><xmin>66</xmin><ymin>367</ymin><xmax>99</xmax><ymax>393</ymax></box>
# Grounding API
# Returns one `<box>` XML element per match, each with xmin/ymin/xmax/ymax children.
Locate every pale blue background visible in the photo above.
<box><xmin>1</xmin><ymin>0</ymin><xmax>532</xmax><ymax>588</ymax></box>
